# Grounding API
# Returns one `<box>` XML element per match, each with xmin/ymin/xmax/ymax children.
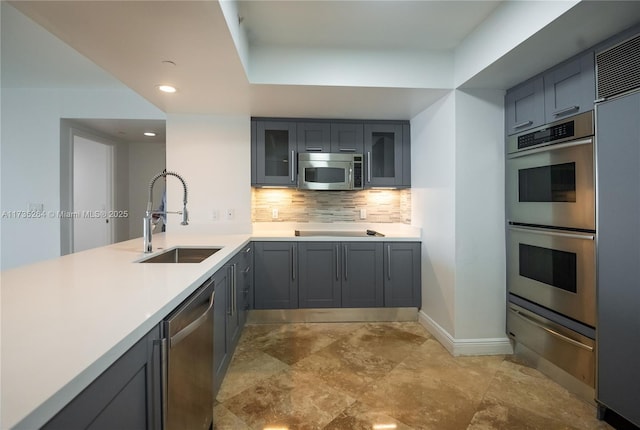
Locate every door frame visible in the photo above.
<box><xmin>60</xmin><ymin>120</ymin><xmax>116</xmax><ymax>255</ymax></box>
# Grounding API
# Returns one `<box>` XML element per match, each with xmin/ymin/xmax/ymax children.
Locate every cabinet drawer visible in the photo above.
<box><xmin>507</xmin><ymin>303</ymin><xmax>594</xmax><ymax>387</ymax></box>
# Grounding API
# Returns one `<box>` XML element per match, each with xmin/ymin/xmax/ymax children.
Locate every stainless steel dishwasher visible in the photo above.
<box><xmin>162</xmin><ymin>277</ymin><xmax>215</xmax><ymax>430</ymax></box>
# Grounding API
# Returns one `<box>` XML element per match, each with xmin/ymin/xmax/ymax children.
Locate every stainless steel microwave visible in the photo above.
<box><xmin>298</xmin><ymin>153</ymin><xmax>363</xmax><ymax>190</ymax></box>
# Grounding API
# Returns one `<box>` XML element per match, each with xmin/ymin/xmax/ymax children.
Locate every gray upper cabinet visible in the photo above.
<box><xmin>595</xmin><ymin>92</ymin><xmax>640</xmax><ymax>428</ymax></box>
<box><xmin>342</xmin><ymin>242</ymin><xmax>384</xmax><ymax>307</ymax></box>
<box><xmin>297</xmin><ymin>122</ymin><xmax>331</xmax><ymax>153</ymax></box>
<box><xmin>505</xmin><ymin>76</ymin><xmax>545</xmax><ymax>135</ymax></box>
<box><xmin>544</xmin><ymin>51</ymin><xmax>595</xmax><ymax>123</ymax></box>
<box><xmin>254</xmin><ymin>241</ymin><xmax>298</xmax><ymax>309</ymax></box>
<box><xmin>364</xmin><ymin>123</ymin><xmax>406</xmax><ymax>187</ymax></box>
<box><xmin>384</xmin><ymin>242</ymin><xmax>421</xmax><ymax>307</ymax></box>
<box><xmin>253</xmin><ymin>120</ymin><xmax>297</xmax><ymax>187</ymax></box>
<box><xmin>298</xmin><ymin>242</ymin><xmax>341</xmax><ymax>308</ymax></box>
<box><xmin>330</xmin><ymin>122</ymin><xmax>364</xmax><ymax>153</ymax></box>
<box><xmin>252</xmin><ymin>118</ymin><xmax>410</xmax><ymax>188</ymax></box>
<box><xmin>43</xmin><ymin>326</ymin><xmax>162</xmax><ymax>430</ymax></box>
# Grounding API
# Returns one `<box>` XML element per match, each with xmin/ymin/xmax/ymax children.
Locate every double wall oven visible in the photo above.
<box><xmin>506</xmin><ymin>111</ymin><xmax>596</xmax><ymax>388</ymax></box>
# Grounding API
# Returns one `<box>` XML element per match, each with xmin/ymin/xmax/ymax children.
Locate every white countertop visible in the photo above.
<box><xmin>1</xmin><ymin>233</ymin><xmax>251</xmax><ymax>430</ymax></box>
<box><xmin>0</xmin><ymin>225</ymin><xmax>420</xmax><ymax>429</ymax></box>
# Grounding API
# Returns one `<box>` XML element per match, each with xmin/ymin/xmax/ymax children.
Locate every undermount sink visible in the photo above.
<box><xmin>138</xmin><ymin>247</ymin><xmax>221</xmax><ymax>263</ymax></box>
<box><xmin>294</xmin><ymin>230</ymin><xmax>384</xmax><ymax>237</ymax></box>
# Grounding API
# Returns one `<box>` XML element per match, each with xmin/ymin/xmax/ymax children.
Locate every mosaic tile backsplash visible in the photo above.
<box><xmin>252</xmin><ymin>188</ymin><xmax>411</xmax><ymax>224</ymax></box>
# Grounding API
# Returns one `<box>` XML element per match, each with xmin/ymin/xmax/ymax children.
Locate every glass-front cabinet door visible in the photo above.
<box><xmin>254</xmin><ymin>121</ymin><xmax>297</xmax><ymax>186</ymax></box>
<box><xmin>364</xmin><ymin>123</ymin><xmax>403</xmax><ymax>187</ymax></box>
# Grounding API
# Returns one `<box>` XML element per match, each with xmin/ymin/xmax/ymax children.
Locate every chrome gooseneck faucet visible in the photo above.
<box><xmin>143</xmin><ymin>171</ymin><xmax>189</xmax><ymax>253</ymax></box>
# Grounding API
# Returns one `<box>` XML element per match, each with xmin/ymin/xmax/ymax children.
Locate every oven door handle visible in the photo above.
<box><xmin>509</xmin><ymin>226</ymin><xmax>594</xmax><ymax>241</ymax></box>
<box><xmin>507</xmin><ymin>137</ymin><xmax>593</xmax><ymax>159</ymax></box>
<box><xmin>511</xmin><ymin>308</ymin><xmax>594</xmax><ymax>352</ymax></box>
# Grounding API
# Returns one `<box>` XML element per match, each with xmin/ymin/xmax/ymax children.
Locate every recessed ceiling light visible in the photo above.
<box><xmin>144</xmin><ymin>132</ymin><xmax>157</xmax><ymax>137</ymax></box>
<box><xmin>157</xmin><ymin>84</ymin><xmax>177</xmax><ymax>93</ymax></box>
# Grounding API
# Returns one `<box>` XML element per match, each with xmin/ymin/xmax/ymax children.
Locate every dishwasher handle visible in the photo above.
<box><xmin>169</xmin><ymin>288</ymin><xmax>215</xmax><ymax>348</ymax></box>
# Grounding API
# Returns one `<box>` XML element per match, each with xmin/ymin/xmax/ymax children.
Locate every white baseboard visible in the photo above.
<box><xmin>418</xmin><ymin>310</ymin><xmax>514</xmax><ymax>356</ymax></box>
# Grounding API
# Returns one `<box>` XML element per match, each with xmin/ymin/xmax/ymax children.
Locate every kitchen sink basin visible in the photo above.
<box><xmin>138</xmin><ymin>247</ymin><xmax>221</xmax><ymax>263</ymax></box>
<box><xmin>294</xmin><ymin>230</ymin><xmax>384</xmax><ymax>237</ymax></box>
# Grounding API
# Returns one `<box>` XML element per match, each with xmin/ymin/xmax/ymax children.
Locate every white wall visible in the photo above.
<box><xmin>0</xmin><ymin>88</ymin><xmax>164</xmax><ymax>270</ymax></box>
<box><xmin>411</xmin><ymin>91</ymin><xmax>457</xmax><ymax>335</ymax></box>
<box><xmin>412</xmin><ymin>89</ymin><xmax>507</xmax><ymax>346</ymax></box>
<box><xmin>250</xmin><ymin>46</ymin><xmax>453</xmax><ymax>89</ymax></box>
<box><xmin>128</xmin><ymin>141</ymin><xmax>166</xmax><ymax>239</ymax></box>
<box><xmin>165</xmin><ymin>114</ymin><xmax>251</xmax><ymax>234</ymax></box>
<box><xmin>453</xmin><ymin>89</ymin><xmax>506</xmax><ymax>339</ymax></box>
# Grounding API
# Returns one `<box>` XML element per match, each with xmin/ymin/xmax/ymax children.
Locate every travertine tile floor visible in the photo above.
<box><xmin>214</xmin><ymin>322</ymin><xmax>611</xmax><ymax>430</ymax></box>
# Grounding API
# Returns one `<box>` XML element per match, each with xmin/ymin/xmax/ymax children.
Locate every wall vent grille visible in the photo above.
<box><xmin>596</xmin><ymin>33</ymin><xmax>640</xmax><ymax>100</ymax></box>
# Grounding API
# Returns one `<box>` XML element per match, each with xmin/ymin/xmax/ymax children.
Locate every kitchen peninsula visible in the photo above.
<box><xmin>1</xmin><ymin>226</ymin><xmax>420</xmax><ymax>429</ymax></box>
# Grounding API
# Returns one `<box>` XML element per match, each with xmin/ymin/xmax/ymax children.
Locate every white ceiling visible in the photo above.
<box><xmin>3</xmin><ymin>0</ymin><xmax>640</xmax><ymax>124</ymax></box>
<box><xmin>69</xmin><ymin>119</ymin><xmax>166</xmax><ymax>145</ymax></box>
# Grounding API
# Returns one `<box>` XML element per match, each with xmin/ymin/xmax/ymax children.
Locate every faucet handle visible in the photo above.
<box><xmin>181</xmin><ymin>206</ymin><xmax>189</xmax><ymax>225</ymax></box>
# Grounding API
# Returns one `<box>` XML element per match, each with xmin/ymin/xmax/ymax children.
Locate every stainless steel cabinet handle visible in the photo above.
<box><xmin>511</xmin><ymin>309</ymin><xmax>594</xmax><ymax>352</ymax></box>
<box><xmin>171</xmin><ymin>290</ymin><xmax>215</xmax><ymax>347</ymax></box>
<box><xmin>553</xmin><ymin>105</ymin><xmax>579</xmax><ymax>116</ymax></box>
<box><xmin>509</xmin><ymin>226</ymin><xmax>595</xmax><ymax>241</ymax></box>
<box><xmin>306</xmin><ymin>147</ymin><xmax>323</xmax><ymax>152</ymax></box>
<box><xmin>232</xmin><ymin>264</ymin><xmax>237</xmax><ymax>315</ymax></box>
<box><xmin>291</xmin><ymin>246</ymin><xmax>296</xmax><ymax>280</ymax></box>
<box><xmin>367</xmin><ymin>152</ymin><xmax>371</xmax><ymax>182</ymax></box>
<box><xmin>158</xmin><ymin>338</ymin><xmax>168</xmax><ymax>430</ymax></box>
<box><xmin>245</xmin><ymin>246</ymin><xmax>251</xmax><ymax>254</ymax></box>
<box><xmin>290</xmin><ymin>150</ymin><xmax>295</xmax><ymax>182</ymax></box>
<box><xmin>513</xmin><ymin>120</ymin><xmax>533</xmax><ymax>130</ymax></box>
<box><xmin>343</xmin><ymin>244</ymin><xmax>348</xmax><ymax>280</ymax></box>
<box><xmin>387</xmin><ymin>245</ymin><xmax>391</xmax><ymax>280</ymax></box>
<box><xmin>339</xmin><ymin>148</ymin><xmax>356</xmax><ymax>152</ymax></box>
<box><xmin>336</xmin><ymin>245</ymin><xmax>339</xmax><ymax>281</ymax></box>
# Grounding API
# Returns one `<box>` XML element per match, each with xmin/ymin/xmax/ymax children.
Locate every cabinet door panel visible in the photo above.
<box><xmin>342</xmin><ymin>242</ymin><xmax>383</xmax><ymax>307</ymax></box>
<box><xmin>364</xmin><ymin>124</ymin><xmax>403</xmax><ymax>187</ymax></box>
<box><xmin>505</xmin><ymin>77</ymin><xmax>544</xmax><ymax>135</ymax></box>
<box><xmin>596</xmin><ymin>92</ymin><xmax>640</xmax><ymax>427</ymax></box>
<box><xmin>299</xmin><ymin>242</ymin><xmax>341</xmax><ymax>308</ymax></box>
<box><xmin>384</xmin><ymin>243</ymin><xmax>421</xmax><ymax>307</ymax></box>
<box><xmin>331</xmin><ymin>123</ymin><xmax>364</xmax><ymax>153</ymax></box>
<box><xmin>254</xmin><ymin>242</ymin><xmax>298</xmax><ymax>309</ymax></box>
<box><xmin>213</xmin><ymin>266</ymin><xmax>229</xmax><ymax>395</ymax></box>
<box><xmin>297</xmin><ymin>122</ymin><xmax>331</xmax><ymax>153</ymax></box>
<box><xmin>255</xmin><ymin>121</ymin><xmax>297</xmax><ymax>186</ymax></box>
<box><xmin>43</xmin><ymin>326</ymin><xmax>161</xmax><ymax>430</ymax></box>
<box><xmin>544</xmin><ymin>52</ymin><xmax>595</xmax><ymax>123</ymax></box>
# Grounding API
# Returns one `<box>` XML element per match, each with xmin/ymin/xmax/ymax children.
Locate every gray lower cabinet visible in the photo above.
<box><xmin>213</xmin><ymin>245</ymin><xmax>253</xmax><ymax>396</ymax></box>
<box><xmin>595</xmin><ymin>91</ymin><xmax>640</xmax><ymax>427</ymax></box>
<box><xmin>213</xmin><ymin>263</ymin><xmax>230</xmax><ymax>395</ymax></box>
<box><xmin>254</xmin><ymin>241</ymin><xmax>298</xmax><ymax>309</ymax></box>
<box><xmin>254</xmin><ymin>240</ymin><xmax>420</xmax><ymax>310</ymax></box>
<box><xmin>341</xmin><ymin>242</ymin><xmax>384</xmax><ymax>307</ymax></box>
<box><xmin>298</xmin><ymin>242</ymin><xmax>342</xmax><ymax>308</ymax></box>
<box><xmin>42</xmin><ymin>326</ymin><xmax>162</xmax><ymax>430</ymax></box>
<box><xmin>384</xmin><ymin>242</ymin><xmax>421</xmax><ymax>307</ymax></box>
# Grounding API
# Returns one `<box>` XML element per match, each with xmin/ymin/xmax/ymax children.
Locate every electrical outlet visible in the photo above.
<box><xmin>225</xmin><ymin>208</ymin><xmax>235</xmax><ymax>220</ymax></box>
<box><xmin>360</xmin><ymin>208</ymin><xmax>367</xmax><ymax>219</ymax></box>
<box><xmin>212</xmin><ymin>209</ymin><xmax>219</xmax><ymax>221</ymax></box>
<box><xmin>272</xmin><ymin>208</ymin><xmax>279</xmax><ymax>219</ymax></box>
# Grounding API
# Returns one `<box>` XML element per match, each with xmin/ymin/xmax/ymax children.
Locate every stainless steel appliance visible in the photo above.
<box><xmin>506</xmin><ymin>111</ymin><xmax>595</xmax><ymax>231</ymax></box>
<box><xmin>297</xmin><ymin>153</ymin><xmax>363</xmax><ymax>190</ymax></box>
<box><xmin>162</xmin><ymin>277</ymin><xmax>215</xmax><ymax>430</ymax></box>
<box><xmin>507</xmin><ymin>225</ymin><xmax>596</xmax><ymax>327</ymax></box>
<box><xmin>506</xmin><ymin>111</ymin><xmax>597</xmax><ymax>390</ymax></box>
